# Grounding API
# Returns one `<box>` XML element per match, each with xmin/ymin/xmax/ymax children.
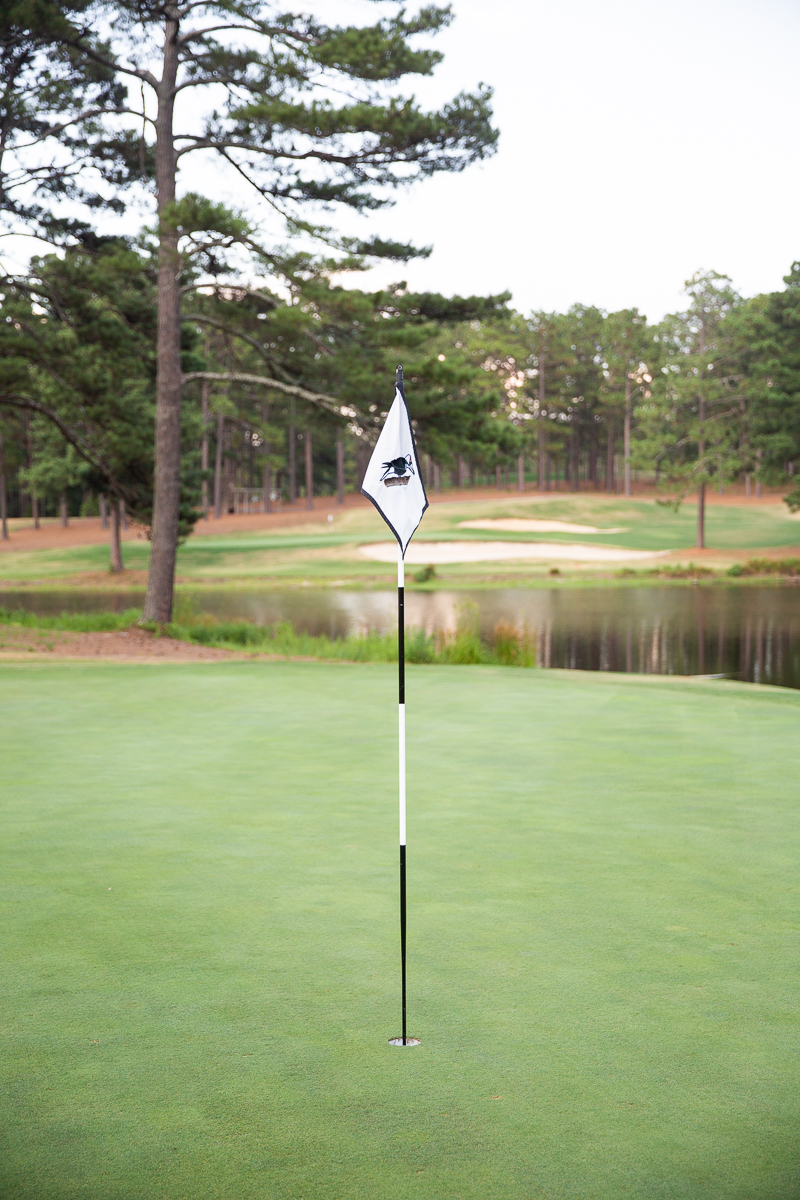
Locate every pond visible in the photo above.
<box><xmin>3</xmin><ymin>584</ymin><xmax>800</xmax><ymax>689</ymax></box>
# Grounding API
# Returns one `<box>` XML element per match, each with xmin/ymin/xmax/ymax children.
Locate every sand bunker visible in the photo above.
<box><xmin>459</xmin><ymin>518</ymin><xmax>627</xmax><ymax>534</ymax></box>
<box><xmin>359</xmin><ymin>541</ymin><xmax>667</xmax><ymax>564</ymax></box>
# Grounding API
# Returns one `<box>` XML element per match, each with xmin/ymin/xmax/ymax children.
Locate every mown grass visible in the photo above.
<box><xmin>2</xmin><ymin>496</ymin><xmax>800</xmax><ymax>587</ymax></box>
<box><xmin>2</xmin><ymin>662</ymin><xmax>799</xmax><ymax>1199</ymax></box>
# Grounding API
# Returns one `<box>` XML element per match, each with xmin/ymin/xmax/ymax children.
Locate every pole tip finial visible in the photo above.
<box><xmin>396</xmin><ymin>364</ymin><xmax>404</xmax><ymax>386</ymax></box>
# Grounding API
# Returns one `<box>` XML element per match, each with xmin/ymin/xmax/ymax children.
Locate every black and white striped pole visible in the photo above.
<box><xmin>393</xmin><ymin>507</ymin><xmax>416</xmax><ymax>1046</ymax></box>
<box><xmin>359</xmin><ymin>364</ymin><xmax>427</xmax><ymax>1048</ymax></box>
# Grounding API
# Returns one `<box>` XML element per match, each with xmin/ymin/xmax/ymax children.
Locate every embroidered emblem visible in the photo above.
<box><xmin>381</xmin><ymin>455</ymin><xmax>415</xmax><ymax>487</ymax></box>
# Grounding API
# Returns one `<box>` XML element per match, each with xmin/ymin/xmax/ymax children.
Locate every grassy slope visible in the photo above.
<box><xmin>2</xmin><ymin>662</ymin><xmax>799</xmax><ymax>1200</ymax></box>
<box><xmin>1</xmin><ymin>496</ymin><xmax>800</xmax><ymax>585</ymax></box>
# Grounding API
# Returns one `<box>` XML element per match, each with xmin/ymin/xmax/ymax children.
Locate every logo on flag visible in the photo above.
<box><xmin>381</xmin><ymin>455</ymin><xmax>415</xmax><ymax>485</ymax></box>
<box><xmin>361</xmin><ymin>371</ymin><xmax>428</xmax><ymax>555</ymax></box>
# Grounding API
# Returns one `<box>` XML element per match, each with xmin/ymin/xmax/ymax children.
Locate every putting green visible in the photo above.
<box><xmin>2</xmin><ymin>662</ymin><xmax>799</xmax><ymax>1199</ymax></box>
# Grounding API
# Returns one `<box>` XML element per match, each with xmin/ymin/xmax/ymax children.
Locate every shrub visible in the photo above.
<box><xmin>492</xmin><ymin>621</ymin><xmax>536</xmax><ymax>667</ymax></box>
<box><xmin>728</xmin><ymin>557</ymin><xmax>800</xmax><ymax>577</ymax></box>
<box><xmin>414</xmin><ymin>564</ymin><xmax>437</xmax><ymax>583</ymax></box>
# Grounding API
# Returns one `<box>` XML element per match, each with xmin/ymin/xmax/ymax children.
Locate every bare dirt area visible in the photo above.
<box><xmin>0</xmin><ymin>493</ymin><xmax>376</xmax><ymax>553</ymax></box>
<box><xmin>1</xmin><ymin>485</ymin><xmax>790</xmax><ymax>555</ymax></box>
<box><xmin>0</xmin><ymin>625</ymin><xmax>252</xmax><ymax>663</ymax></box>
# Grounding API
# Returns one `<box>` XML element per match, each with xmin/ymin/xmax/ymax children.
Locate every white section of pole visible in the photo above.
<box><xmin>399</xmin><ymin>703</ymin><xmax>406</xmax><ymax>847</ymax></box>
<box><xmin>398</xmin><ymin>544</ymin><xmax>406</xmax><ymax>847</ymax></box>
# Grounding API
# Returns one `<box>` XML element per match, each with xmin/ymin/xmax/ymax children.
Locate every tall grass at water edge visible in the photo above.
<box><xmin>0</xmin><ymin>602</ymin><xmax>537</xmax><ymax>668</ymax></box>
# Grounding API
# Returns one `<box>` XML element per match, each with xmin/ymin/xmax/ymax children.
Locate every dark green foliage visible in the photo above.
<box><xmin>3</xmin><ymin>1</ymin><xmax>497</xmax><ymax>257</ymax></box>
<box><xmin>0</xmin><ymin>1</ymin><xmax>143</xmax><ymax>243</ymax></box>
<box><xmin>0</xmin><ymin>239</ymin><xmax>199</xmax><ymax>536</ymax></box>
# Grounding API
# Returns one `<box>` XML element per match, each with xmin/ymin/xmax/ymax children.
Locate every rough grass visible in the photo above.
<box><xmin>1</xmin><ymin>662</ymin><xmax>799</xmax><ymax>1199</ymax></box>
<box><xmin>0</xmin><ymin>605</ymin><xmax>537</xmax><ymax>667</ymax></box>
<box><xmin>728</xmin><ymin>557</ymin><xmax>800</xmax><ymax>577</ymax></box>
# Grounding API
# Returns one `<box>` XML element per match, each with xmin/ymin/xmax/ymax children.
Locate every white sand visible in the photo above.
<box><xmin>459</xmin><ymin>518</ymin><xmax>627</xmax><ymax>534</ymax></box>
<box><xmin>359</xmin><ymin>541</ymin><xmax>668</xmax><ymax>564</ymax></box>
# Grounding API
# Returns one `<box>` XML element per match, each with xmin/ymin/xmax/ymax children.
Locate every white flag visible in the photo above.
<box><xmin>361</xmin><ymin>379</ymin><xmax>428</xmax><ymax>556</ymax></box>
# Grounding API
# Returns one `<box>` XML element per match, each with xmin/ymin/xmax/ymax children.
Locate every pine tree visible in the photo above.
<box><xmin>644</xmin><ymin>272</ymin><xmax>742</xmax><ymax>547</ymax></box>
<box><xmin>5</xmin><ymin>2</ymin><xmax>497</xmax><ymax>620</ymax></box>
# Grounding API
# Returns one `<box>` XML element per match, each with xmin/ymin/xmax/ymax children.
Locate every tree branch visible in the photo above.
<box><xmin>182</xmin><ymin>370</ymin><xmax>354</xmax><ymax>421</ymax></box>
<box><xmin>0</xmin><ymin>392</ymin><xmax>131</xmax><ymax>501</ymax></box>
<box><xmin>15</xmin><ymin>108</ymin><xmax>156</xmax><ymax>148</ymax></box>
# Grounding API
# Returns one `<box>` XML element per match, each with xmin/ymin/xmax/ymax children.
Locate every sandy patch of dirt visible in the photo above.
<box><xmin>0</xmin><ymin>625</ymin><xmax>251</xmax><ymax>662</ymax></box>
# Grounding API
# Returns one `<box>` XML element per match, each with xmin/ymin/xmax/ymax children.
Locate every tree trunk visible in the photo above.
<box><xmin>745</xmin><ymin>472</ymin><xmax>751</xmax><ymax>498</ymax></box>
<box><xmin>433</xmin><ymin>462</ymin><xmax>441</xmax><ymax>493</ymax></box>
<box><xmin>589</xmin><ymin>424</ymin><xmax>598</xmax><ymax>488</ymax></box>
<box><xmin>0</xmin><ymin>434</ymin><xmax>7</xmax><ymax>540</ymax></box>
<box><xmin>517</xmin><ymin>454</ymin><xmax>525</xmax><ymax>492</ymax></box>
<box><xmin>356</xmin><ymin>442</ymin><xmax>368</xmax><ymax>491</ymax></box>
<box><xmin>60</xmin><ymin>492</ymin><xmax>68</xmax><ymax>527</ymax></box>
<box><xmin>336</xmin><ymin>437</ymin><xmax>345</xmax><ymax>505</ymax></box>
<box><xmin>142</xmin><ymin>4</ymin><xmax>182</xmax><ymax>623</ymax></box>
<box><xmin>624</xmin><ymin>375</ymin><xmax>632</xmax><ymax>497</ymax></box>
<box><xmin>755</xmin><ymin>448</ymin><xmax>762</xmax><ymax>498</ymax></box>
<box><xmin>696</xmin><ymin>394</ymin><xmax>706</xmax><ymax>548</ymax></box>
<box><xmin>213</xmin><ymin>411</ymin><xmax>224</xmax><ymax>518</ymax></box>
<box><xmin>109</xmin><ymin>500</ymin><xmax>124</xmax><ymax>572</ymax></box>
<box><xmin>305</xmin><ymin>431</ymin><xmax>314</xmax><ymax>510</ymax></box>
<box><xmin>201</xmin><ymin>379</ymin><xmax>210</xmax><ymax>519</ymax></box>
<box><xmin>288</xmin><ymin>398</ymin><xmax>296</xmax><ymax>503</ymax></box>
<box><xmin>496</xmin><ymin>463</ymin><xmax>501</xmax><ymax>490</ymax></box>
<box><xmin>570</xmin><ymin>422</ymin><xmax>580</xmax><ymax>492</ymax></box>
<box><xmin>538</xmin><ymin>352</ymin><xmax>546</xmax><ymax>492</ymax></box>
<box><xmin>26</xmin><ymin>415</ymin><xmax>39</xmax><ymax>528</ymax></box>
<box><xmin>262</xmin><ymin>402</ymin><xmax>272</xmax><ymax>512</ymax></box>
<box><xmin>606</xmin><ymin>418</ymin><xmax>614</xmax><ymax>492</ymax></box>
<box><xmin>99</xmin><ymin>494</ymin><xmax>108</xmax><ymax>529</ymax></box>
<box><xmin>537</xmin><ymin>422</ymin><xmax>546</xmax><ymax>492</ymax></box>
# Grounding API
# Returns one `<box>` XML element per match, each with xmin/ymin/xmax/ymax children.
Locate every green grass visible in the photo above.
<box><xmin>2</xmin><ymin>496</ymin><xmax>800</xmax><ymax>587</ymax></box>
<box><xmin>0</xmin><ymin>605</ymin><xmax>535</xmax><ymax>665</ymax></box>
<box><xmin>2</xmin><ymin>662</ymin><xmax>799</xmax><ymax>1199</ymax></box>
<box><xmin>0</xmin><ymin>607</ymin><xmax>143</xmax><ymax>632</ymax></box>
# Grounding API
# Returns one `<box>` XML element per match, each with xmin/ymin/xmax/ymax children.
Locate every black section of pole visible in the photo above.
<box><xmin>398</xmin><ymin>585</ymin><xmax>404</xmax><ymax>703</ymax></box>
<box><xmin>400</xmin><ymin>843</ymin><xmax>407</xmax><ymax>1045</ymax></box>
<box><xmin>396</xmin><ymin>363</ymin><xmax>404</xmax><ymax>396</ymax></box>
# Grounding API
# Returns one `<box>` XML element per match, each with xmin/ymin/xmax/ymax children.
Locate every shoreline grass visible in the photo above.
<box><xmin>0</xmin><ymin>605</ymin><xmax>537</xmax><ymax>667</ymax></box>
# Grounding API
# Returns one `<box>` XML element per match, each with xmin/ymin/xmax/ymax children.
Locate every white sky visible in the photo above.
<box><xmin>333</xmin><ymin>0</ymin><xmax>800</xmax><ymax>319</ymax></box>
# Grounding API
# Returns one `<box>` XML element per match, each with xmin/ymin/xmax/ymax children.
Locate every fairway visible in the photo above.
<box><xmin>2</xmin><ymin>663</ymin><xmax>799</xmax><ymax>1199</ymax></box>
<box><xmin>2</xmin><ymin>495</ymin><xmax>800</xmax><ymax>587</ymax></box>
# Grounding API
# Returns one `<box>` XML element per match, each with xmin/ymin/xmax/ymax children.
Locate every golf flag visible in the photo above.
<box><xmin>361</xmin><ymin>373</ymin><xmax>428</xmax><ymax>555</ymax></box>
<box><xmin>364</xmin><ymin>367</ymin><xmax>425</xmax><ymax>1047</ymax></box>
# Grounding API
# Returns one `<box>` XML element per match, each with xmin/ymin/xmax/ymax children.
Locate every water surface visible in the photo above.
<box><xmin>3</xmin><ymin>585</ymin><xmax>799</xmax><ymax>689</ymax></box>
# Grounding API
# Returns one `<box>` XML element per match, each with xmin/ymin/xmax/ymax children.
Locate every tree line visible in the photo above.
<box><xmin>1</xmin><ymin>2</ymin><xmax>799</xmax><ymax>618</ymax></box>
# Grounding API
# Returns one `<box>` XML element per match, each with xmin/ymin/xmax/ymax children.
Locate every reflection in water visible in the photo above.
<box><xmin>3</xmin><ymin>585</ymin><xmax>800</xmax><ymax>689</ymax></box>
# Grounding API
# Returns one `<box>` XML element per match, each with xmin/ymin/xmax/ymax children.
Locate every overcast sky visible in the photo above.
<box><xmin>7</xmin><ymin>0</ymin><xmax>798</xmax><ymax>321</ymax></box>
<box><xmin>334</xmin><ymin>0</ymin><xmax>800</xmax><ymax>320</ymax></box>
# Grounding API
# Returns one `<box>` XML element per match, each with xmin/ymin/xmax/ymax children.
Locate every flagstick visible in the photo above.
<box><xmin>398</xmin><ymin>543</ymin><xmax>407</xmax><ymax>1045</ymax></box>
